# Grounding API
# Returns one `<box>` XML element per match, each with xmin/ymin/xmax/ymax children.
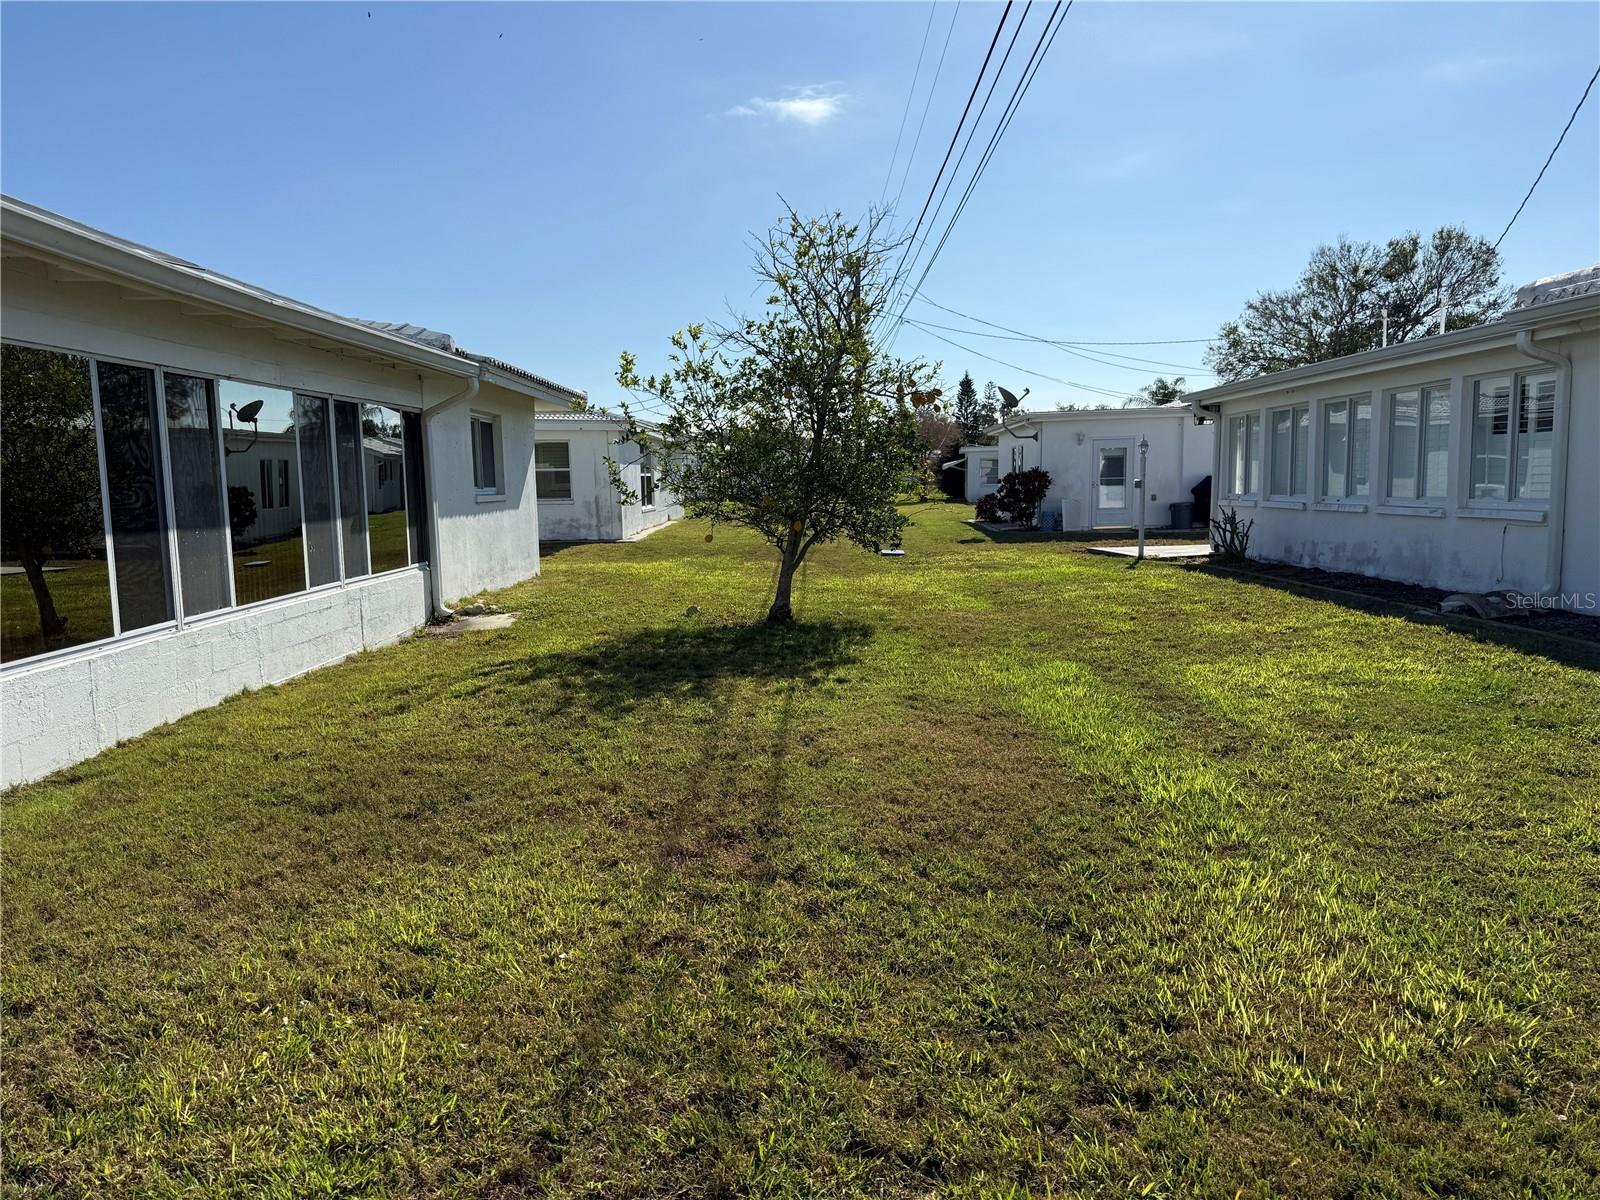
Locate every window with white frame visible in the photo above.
<box><xmin>1320</xmin><ymin>395</ymin><xmax>1372</xmax><ymax>500</ymax></box>
<box><xmin>0</xmin><ymin>341</ymin><xmax>422</xmax><ymax>667</ymax></box>
<box><xmin>1469</xmin><ymin>371</ymin><xmax>1556</xmax><ymax>503</ymax></box>
<box><xmin>1267</xmin><ymin>404</ymin><xmax>1310</xmax><ymax>497</ymax></box>
<box><xmin>534</xmin><ymin>440</ymin><xmax>572</xmax><ymax>500</ymax></box>
<box><xmin>1226</xmin><ymin>411</ymin><xmax>1262</xmax><ymax>496</ymax></box>
<box><xmin>1386</xmin><ymin>383</ymin><xmax>1451</xmax><ymax>501</ymax></box>
<box><xmin>470</xmin><ymin>413</ymin><xmax>500</xmax><ymax>494</ymax></box>
<box><xmin>979</xmin><ymin>457</ymin><xmax>999</xmax><ymax>485</ymax></box>
<box><xmin>638</xmin><ymin>446</ymin><xmax>656</xmax><ymax>508</ymax></box>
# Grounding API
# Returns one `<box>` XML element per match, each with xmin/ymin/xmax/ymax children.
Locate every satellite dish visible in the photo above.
<box><xmin>997</xmin><ymin>386</ymin><xmax>1031</xmax><ymax>413</ymax></box>
<box><xmin>235</xmin><ymin>399</ymin><xmax>265</xmax><ymax>423</ymax></box>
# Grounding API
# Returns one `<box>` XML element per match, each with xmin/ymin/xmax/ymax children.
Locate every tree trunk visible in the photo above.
<box><xmin>766</xmin><ymin>531</ymin><xmax>803</xmax><ymax>625</ymax></box>
<box><xmin>20</xmin><ymin>553</ymin><xmax>67</xmax><ymax>642</ymax></box>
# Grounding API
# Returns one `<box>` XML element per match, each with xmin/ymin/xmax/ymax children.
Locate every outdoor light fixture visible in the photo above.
<box><xmin>224</xmin><ymin>398</ymin><xmax>264</xmax><ymax>456</ymax></box>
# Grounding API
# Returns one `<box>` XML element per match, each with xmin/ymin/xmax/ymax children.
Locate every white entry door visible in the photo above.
<box><xmin>1091</xmin><ymin>439</ymin><xmax>1134</xmax><ymax>526</ymax></box>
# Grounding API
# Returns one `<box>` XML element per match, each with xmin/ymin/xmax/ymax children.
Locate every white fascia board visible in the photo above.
<box><xmin>2</xmin><ymin>199</ymin><xmax>476</xmax><ymax>380</ymax></box>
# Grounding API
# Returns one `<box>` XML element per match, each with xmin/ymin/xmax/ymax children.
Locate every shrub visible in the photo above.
<box><xmin>1210</xmin><ymin>507</ymin><xmax>1253</xmax><ymax>561</ymax></box>
<box><xmin>995</xmin><ymin>468</ymin><xmax>1052</xmax><ymax>529</ymax></box>
<box><xmin>974</xmin><ymin>493</ymin><xmax>1005</xmax><ymax>523</ymax></box>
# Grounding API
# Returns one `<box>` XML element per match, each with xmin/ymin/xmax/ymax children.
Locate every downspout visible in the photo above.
<box><xmin>1515</xmin><ymin>328</ymin><xmax>1571</xmax><ymax>598</ymax></box>
<box><xmin>421</xmin><ymin>366</ymin><xmax>482</xmax><ymax>619</ymax></box>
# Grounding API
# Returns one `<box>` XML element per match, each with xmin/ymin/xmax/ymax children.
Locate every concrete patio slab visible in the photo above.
<box><xmin>1088</xmin><ymin>543</ymin><xmax>1214</xmax><ymax>560</ymax></box>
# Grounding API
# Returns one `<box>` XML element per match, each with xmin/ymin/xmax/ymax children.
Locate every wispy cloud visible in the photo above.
<box><xmin>1419</xmin><ymin>53</ymin><xmax>1527</xmax><ymax>85</ymax></box>
<box><xmin>1075</xmin><ymin>151</ymin><xmax>1154</xmax><ymax>184</ymax></box>
<box><xmin>727</xmin><ymin>84</ymin><xmax>846</xmax><ymax>126</ymax></box>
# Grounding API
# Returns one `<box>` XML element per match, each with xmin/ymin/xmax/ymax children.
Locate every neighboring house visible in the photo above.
<box><xmin>961</xmin><ymin>404</ymin><xmax>1215</xmax><ymax>529</ymax></box>
<box><xmin>0</xmin><ymin>196</ymin><xmax>584</xmax><ymax>787</ymax></box>
<box><xmin>1185</xmin><ymin>265</ymin><xmax>1600</xmax><ymax>607</ymax></box>
<box><xmin>531</xmin><ymin>413</ymin><xmax>683</xmax><ymax>542</ymax></box>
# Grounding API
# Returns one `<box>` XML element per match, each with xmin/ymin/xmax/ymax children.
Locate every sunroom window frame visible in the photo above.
<box><xmin>1465</xmin><ymin>368</ymin><xmax>1558</xmax><ymax>509</ymax></box>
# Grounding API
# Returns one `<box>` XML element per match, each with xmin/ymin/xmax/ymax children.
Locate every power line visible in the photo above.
<box><xmin>1494</xmin><ymin>63</ymin><xmax>1600</xmax><ymax>250</ymax></box>
<box><xmin>889</xmin><ymin>2</ymin><xmax>963</xmax><ymax>217</ymax></box>
<box><xmin>884</xmin><ymin>2</ymin><xmax>1037</xmax><ymax>324</ymax></box>
<box><xmin>883</xmin><ymin>1</ymin><xmax>1015</xmax><ymax>309</ymax></box>
<box><xmin>885</xmin><ymin>1</ymin><xmax>1072</xmax><ymax>345</ymax></box>
<box><xmin>917</xmin><ymin>294</ymin><xmax>1216</xmax><ymax>345</ymax></box>
<box><xmin>909</xmin><ymin>316</ymin><xmax>1213</xmax><ymax>374</ymax></box>
<box><xmin>879</xmin><ymin>3</ymin><xmax>940</xmax><ymax>205</ymax></box>
<box><xmin>906</xmin><ymin>318</ymin><xmax>1135</xmax><ymax>401</ymax></box>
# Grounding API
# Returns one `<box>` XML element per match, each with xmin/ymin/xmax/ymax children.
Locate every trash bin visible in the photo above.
<box><xmin>1168</xmin><ymin>500</ymin><xmax>1195</xmax><ymax>529</ymax></box>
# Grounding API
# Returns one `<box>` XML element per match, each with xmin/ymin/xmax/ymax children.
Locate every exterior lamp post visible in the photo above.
<box><xmin>1135</xmin><ymin>435</ymin><xmax>1149</xmax><ymax>561</ymax></box>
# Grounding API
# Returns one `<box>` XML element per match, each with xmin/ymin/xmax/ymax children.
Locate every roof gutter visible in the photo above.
<box><xmin>1515</xmin><ymin>328</ymin><xmax>1572</xmax><ymax>598</ymax></box>
<box><xmin>421</xmin><ymin>367</ymin><xmax>482</xmax><ymax>619</ymax></box>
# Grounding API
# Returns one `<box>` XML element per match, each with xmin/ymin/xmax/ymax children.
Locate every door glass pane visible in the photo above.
<box><xmin>1515</xmin><ymin>372</ymin><xmax>1556</xmax><ymax>500</ymax></box>
<box><xmin>1470</xmin><ymin>376</ymin><xmax>1512</xmax><ymax>500</ymax></box>
<box><xmin>1269</xmin><ymin>409</ymin><xmax>1292</xmax><ymax>496</ymax></box>
<box><xmin>1291</xmin><ymin>405</ymin><xmax>1309</xmax><ymax>495</ymax></box>
<box><xmin>1</xmin><ymin>345</ymin><xmax>114</xmax><ymax>662</ymax></box>
<box><xmin>97</xmin><ymin>361</ymin><xmax>173</xmax><ymax>633</ymax></box>
<box><xmin>1351</xmin><ymin>400</ymin><xmax>1371</xmax><ymax>495</ymax></box>
<box><xmin>1321</xmin><ymin>402</ymin><xmax>1347</xmax><ymax>499</ymax></box>
<box><xmin>220</xmin><ymin>381</ymin><xmax>305</xmax><ymax>604</ymax></box>
<box><xmin>333</xmin><ymin>400</ymin><xmax>369</xmax><ymax>578</ymax></box>
<box><xmin>363</xmin><ymin>403</ymin><xmax>409</xmax><ymax>574</ymax></box>
<box><xmin>1388</xmin><ymin>389</ymin><xmax>1420</xmax><ymax>500</ymax></box>
<box><xmin>295</xmin><ymin>395</ymin><xmax>339</xmax><ymax>587</ymax></box>
<box><xmin>1097</xmin><ymin>447</ymin><xmax>1127</xmax><ymax>508</ymax></box>
<box><xmin>1421</xmin><ymin>385</ymin><xmax>1451</xmax><ymax>499</ymax></box>
<box><xmin>163</xmin><ymin>374</ymin><xmax>231</xmax><ymax>616</ymax></box>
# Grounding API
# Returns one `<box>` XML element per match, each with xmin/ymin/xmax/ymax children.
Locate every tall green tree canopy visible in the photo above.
<box><xmin>952</xmin><ymin>371</ymin><xmax>995</xmax><ymax>442</ymax></box>
<box><xmin>616</xmin><ymin>208</ymin><xmax>937</xmax><ymax>624</ymax></box>
<box><xmin>1204</xmin><ymin>226</ymin><xmax>1506</xmax><ymax>383</ymax></box>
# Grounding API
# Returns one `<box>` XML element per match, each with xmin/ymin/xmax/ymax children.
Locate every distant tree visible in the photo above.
<box><xmin>1206</xmin><ymin>226</ymin><xmax>1506</xmax><ymax>382</ymax></box>
<box><xmin>615</xmin><ymin>206</ymin><xmax>938</xmax><ymax>624</ymax></box>
<box><xmin>979</xmin><ymin>380</ymin><xmax>1001</xmax><ymax>429</ymax></box>
<box><xmin>1130</xmin><ymin>376</ymin><xmax>1187</xmax><ymax>406</ymax></box>
<box><xmin>0</xmin><ymin>346</ymin><xmax>106</xmax><ymax>644</ymax></box>
<box><xmin>952</xmin><ymin>371</ymin><xmax>997</xmax><ymax>442</ymax></box>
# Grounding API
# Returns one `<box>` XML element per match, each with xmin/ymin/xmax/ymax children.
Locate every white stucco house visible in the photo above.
<box><xmin>531</xmin><ymin>413</ymin><xmax>682</xmax><ymax>542</ymax></box>
<box><xmin>1185</xmin><ymin>266</ymin><xmax>1600</xmax><ymax>607</ymax></box>
<box><xmin>0</xmin><ymin>196</ymin><xmax>586</xmax><ymax>787</ymax></box>
<box><xmin>958</xmin><ymin>404</ymin><xmax>1215</xmax><ymax>529</ymax></box>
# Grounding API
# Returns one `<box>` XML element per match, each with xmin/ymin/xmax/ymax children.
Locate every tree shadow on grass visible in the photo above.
<box><xmin>478</xmin><ymin>619</ymin><xmax>874</xmax><ymax>717</ymax></box>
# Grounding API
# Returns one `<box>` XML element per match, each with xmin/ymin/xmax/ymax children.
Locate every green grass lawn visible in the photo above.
<box><xmin>4</xmin><ymin>502</ymin><xmax>1597</xmax><ymax>1198</ymax></box>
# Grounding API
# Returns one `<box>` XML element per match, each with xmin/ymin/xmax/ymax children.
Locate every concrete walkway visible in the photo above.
<box><xmin>1088</xmin><ymin>543</ymin><xmax>1214</xmax><ymax>560</ymax></box>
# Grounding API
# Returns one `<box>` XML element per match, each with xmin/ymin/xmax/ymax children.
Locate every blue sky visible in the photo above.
<box><xmin>3</xmin><ymin>2</ymin><xmax>1596</xmax><ymax>410</ymax></box>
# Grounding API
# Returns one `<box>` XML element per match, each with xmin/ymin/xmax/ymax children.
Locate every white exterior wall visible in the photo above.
<box><xmin>966</xmin><ymin>412</ymin><xmax>1215</xmax><ymax>528</ymax></box>
<box><xmin>962</xmin><ymin>448</ymin><xmax>1002</xmax><ymax>504</ymax></box>
<box><xmin>1</xmin><ymin>255</ymin><xmax>556</xmax><ymax>786</ymax></box>
<box><xmin>428</xmin><ymin>379</ymin><xmax>542</xmax><ymax>600</ymax></box>
<box><xmin>1207</xmin><ymin>330</ymin><xmax>1598</xmax><ymax>603</ymax></box>
<box><xmin>2</xmin><ymin>568</ymin><xmax>426</xmax><ymax>788</ymax></box>
<box><xmin>535</xmin><ymin>423</ymin><xmax>683</xmax><ymax>541</ymax></box>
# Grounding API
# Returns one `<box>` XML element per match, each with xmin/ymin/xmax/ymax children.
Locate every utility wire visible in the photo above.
<box><xmin>890</xmin><ymin>2</ymin><xmax>963</xmax><ymax>216</ymax></box>
<box><xmin>883</xmin><ymin>1</ymin><xmax>1015</xmax><ymax>312</ymax></box>
<box><xmin>908</xmin><ymin>315</ymin><xmax>1214</xmax><ymax>374</ymax></box>
<box><xmin>885</xmin><ymin>0</ymin><xmax>1071</xmax><ymax>345</ymax></box>
<box><xmin>917</xmin><ymin>294</ymin><xmax>1217</xmax><ymax>345</ymax></box>
<box><xmin>883</xmin><ymin>2</ymin><xmax>1036</xmax><ymax>325</ymax></box>
<box><xmin>1494</xmin><ymin>63</ymin><xmax>1600</xmax><ymax>250</ymax></box>
<box><xmin>907</xmin><ymin>319</ymin><xmax>1135</xmax><ymax>401</ymax></box>
<box><xmin>879</xmin><ymin>3</ymin><xmax>940</xmax><ymax>205</ymax></box>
